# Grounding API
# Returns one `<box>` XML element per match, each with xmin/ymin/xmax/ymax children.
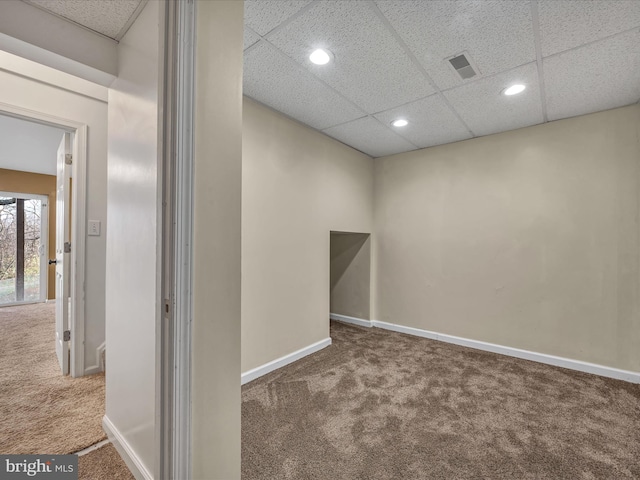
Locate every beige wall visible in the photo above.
<box><xmin>242</xmin><ymin>98</ymin><xmax>374</xmax><ymax>372</ymax></box>
<box><xmin>330</xmin><ymin>232</ymin><xmax>371</xmax><ymax>320</ymax></box>
<box><xmin>192</xmin><ymin>1</ymin><xmax>243</xmax><ymax>478</ymax></box>
<box><xmin>0</xmin><ymin>168</ymin><xmax>56</xmax><ymax>299</ymax></box>
<box><xmin>374</xmin><ymin>104</ymin><xmax>640</xmax><ymax>372</ymax></box>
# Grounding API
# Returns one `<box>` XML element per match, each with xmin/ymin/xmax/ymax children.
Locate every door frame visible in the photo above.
<box><xmin>0</xmin><ymin>103</ymin><xmax>87</xmax><ymax>378</ymax></box>
<box><xmin>0</xmin><ymin>190</ymin><xmax>48</xmax><ymax>305</ymax></box>
<box><xmin>158</xmin><ymin>0</ymin><xmax>194</xmax><ymax>477</ymax></box>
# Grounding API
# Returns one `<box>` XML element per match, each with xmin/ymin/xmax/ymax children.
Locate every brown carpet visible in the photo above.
<box><xmin>78</xmin><ymin>443</ymin><xmax>135</xmax><ymax>480</ymax></box>
<box><xmin>0</xmin><ymin>302</ymin><xmax>106</xmax><ymax>454</ymax></box>
<box><xmin>242</xmin><ymin>320</ymin><xmax>640</xmax><ymax>479</ymax></box>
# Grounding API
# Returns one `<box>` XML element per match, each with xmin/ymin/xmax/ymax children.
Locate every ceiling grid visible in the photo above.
<box><xmin>244</xmin><ymin>37</ymin><xmax>366</xmax><ymax>129</ymax></box>
<box><xmin>263</xmin><ymin>38</ymin><xmax>368</xmax><ymax>119</ymax></box>
<box><xmin>365</xmin><ymin>0</ymin><xmax>476</xmax><ymax>141</ymax></box>
<box><xmin>245</xmin><ymin>2</ymin><xmax>425</xmax><ymax>155</ymax></box>
<box><xmin>243</xmin><ymin>0</ymin><xmax>640</xmax><ymax>158</ymax></box>
<box><xmin>530</xmin><ymin>0</ymin><xmax>549</xmax><ymax>123</ymax></box>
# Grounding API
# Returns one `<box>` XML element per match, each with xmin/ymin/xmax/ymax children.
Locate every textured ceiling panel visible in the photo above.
<box><xmin>374</xmin><ymin>94</ymin><xmax>472</xmax><ymax>149</ymax></box>
<box><xmin>244</xmin><ymin>42</ymin><xmax>365</xmax><ymax>131</ymax></box>
<box><xmin>243</xmin><ymin>0</ymin><xmax>640</xmax><ymax>157</ymax></box>
<box><xmin>266</xmin><ymin>0</ymin><xmax>435</xmax><ymax>114</ymax></box>
<box><xmin>244</xmin><ymin>0</ymin><xmax>312</xmax><ymax>36</ymax></box>
<box><xmin>376</xmin><ymin>0</ymin><xmax>535</xmax><ymax>91</ymax></box>
<box><xmin>544</xmin><ymin>29</ymin><xmax>640</xmax><ymax>122</ymax></box>
<box><xmin>25</xmin><ymin>0</ymin><xmax>142</xmax><ymax>39</ymax></box>
<box><xmin>244</xmin><ymin>27</ymin><xmax>261</xmax><ymax>51</ymax></box>
<box><xmin>323</xmin><ymin>116</ymin><xmax>416</xmax><ymax>158</ymax></box>
<box><xmin>444</xmin><ymin>63</ymin><xmax>543</xmax><ymax>137</ymax></box>
<box><xmin>538</xmin><ymin>0</ymin><xmax>640</xmax><ymax>57</ymax></box>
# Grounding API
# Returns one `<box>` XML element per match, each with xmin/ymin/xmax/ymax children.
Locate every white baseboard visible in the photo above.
<box><xmin>84</xmin><ymin>365</ymin><xmax>101</xmax><ymax>376</ymax></box>
<box><xmin>84</xmin><ymin>342</ymin><xmax>106</xmax><ymax>376</ymax></box>
<box><xmin>330</xmin><ymin>313</ymin><xmax>372</xmax><ymax>328</ymax></box>
<box><xmin>372</xmin><ymin>320</ymin><xmax>640</xmax><ymax>384</ymax></box>
<box><xmin>241</xmin><ymin>337</ymin><xmax>332</xmax><ymax>385</ymax></box>
<box><xmin>97</xmin><ymin>342</ymin><xmax>106</xmax><ymax>371</ymax></box>
<box><xmin>103</xmin><ymin>416</ymin><xmax>153</xmax><ymax>480</ymax></box>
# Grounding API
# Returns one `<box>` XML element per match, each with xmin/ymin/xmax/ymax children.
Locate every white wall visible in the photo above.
<box><xmin>0</xmin><ymin>48</ymin><xmax>108</xmax><ymax>375</ymax></box>
<box><xmin>0</xmin><ymin>50</ymin><xmax>108</xmax><ymax>101</ymax></box>
<box><xmin>0</xmin><ymin>114</ymin><xmax>66</xmax><ymax>175</ymax></box>
<box><xmin>104</xmin><ymin>0</ymin><xmax>159</xmax><ymax>477</ymax></box>
<box><xmin>374</xmin><ymin>105</ymin><xmax>640</xmax><ymax>372</ymax></box>
<box><xmin>242</xmin><ymin>98</ymin><xmax>374</xmax><ymax>373</ymax></box>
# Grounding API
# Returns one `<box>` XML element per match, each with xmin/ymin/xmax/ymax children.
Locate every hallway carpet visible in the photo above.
<box><xmin>242</xmin><ymin>321</ymin><xmax>640</xmax><ymax>479</ymax></box>
<box><xmin>0</xmin><ymin>302</ymin><xmax>106</xmax><ymax>454</ymax></box>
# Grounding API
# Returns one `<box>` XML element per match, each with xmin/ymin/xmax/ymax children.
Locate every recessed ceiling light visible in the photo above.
<box><xmin>392</xmin><ymin>119</ymin><xmax>408</xmax><ymax>127</ymax></box>
<box><xmin>503</xmin><ymin>84</ymin><xmax>526</xmax><ymax>96</ymax></box>
<box><xmin>309</xmin><ymin>49</ymin><xmax>332</xmax><ymax>65</ymax></box>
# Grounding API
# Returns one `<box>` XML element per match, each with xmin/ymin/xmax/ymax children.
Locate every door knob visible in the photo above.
<box><xmin>48</xmin><ymin>259</ymin><xmax>57</xmax><ymax>265</ymax></box>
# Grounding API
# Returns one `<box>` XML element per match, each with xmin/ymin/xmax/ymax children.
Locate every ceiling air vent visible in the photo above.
<box><xmin>448</xmin><ymin>53</ymin><xmax>477</xmax><ymax>80</ymax></box>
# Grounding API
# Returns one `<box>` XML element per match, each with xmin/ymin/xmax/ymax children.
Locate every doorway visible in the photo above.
<box><xmin>0</xmin><ymin>112</ymin><xmax>105</xmax><ymax>456</ymax></box>
<box><xmin>329</xmin><ymin>231</ymin><xmax>372</xmax><ymax>325</ymax></box>
<box><xmin>0</xmin><ymin>106</ymin><xmax>88</xmax><ymax>378</ymax></box>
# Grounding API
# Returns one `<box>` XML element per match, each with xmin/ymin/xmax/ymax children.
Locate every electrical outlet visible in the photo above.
<box><xmin>88</xmin><ymin>220</ymin><xmax>101</xmax><ymax>236</ymax></box>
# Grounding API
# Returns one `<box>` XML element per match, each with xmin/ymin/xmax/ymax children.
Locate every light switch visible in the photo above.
<box><xmin>88</xmin><ymin>220</ymin><xmax>101</xmax><ymax>236</ymax></box>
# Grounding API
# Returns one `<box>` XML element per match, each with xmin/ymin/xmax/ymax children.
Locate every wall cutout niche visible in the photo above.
<box><xmin>330</xmin><ymin>231</ymin><xmax>371</xmax><ymax>323</ymax></box>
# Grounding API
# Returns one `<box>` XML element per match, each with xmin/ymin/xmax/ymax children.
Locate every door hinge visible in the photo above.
<box><xmin>63</xmin><ymin>330</ymin><xmax>71</xmax><ymax>341</ymax></box>
<box><xmin>65</xmin><ymin>154</ymin><xmax>73</xmax><ymax>165</ymax></box>
<box><xmin>64</xmin><ymin>242</ymin><xmax>71</xmax><ymax>253</ymax></box>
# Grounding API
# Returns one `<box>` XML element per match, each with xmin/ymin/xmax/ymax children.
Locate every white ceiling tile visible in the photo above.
<box><xmin>374</xmin><ymin>95</ymin><xmax>472</xmax><ymax>149</ymax></box>
<box><xmin>25</xmin><ymin>0</ymin><xmax>142</xmax><ymax>39</ymax></box>
<box><xmin>244</xmin><ymin>27</ymin><xmax>261</xmax><ymax>51</ymax></box>
<box><xmin>538</xmin><ymin>0</ymin><xmax>640</xmax><ymax>57</ymax></box>
<box><xmin>443</xmin><ymin>63</ymin><xmax>543</xmax><ymax>137</ymax></box>
<box><xmin>243</xmin><ymin>42</ymin><xmax>365</xmax><ymax>131</ymax></box>
<box><xmin>375</xmin><ymin>0</ymin><xmax>535</xmax><ymax>91</ymax></box>
<box><xmin>244</xmin><ymin>0</ymin><xmax>312</xmax><ymax>36</ymax></box>
<box><xmin>242</xmin><ymin>0</ymin><xmax>640</xmax><ymax>156</ymax></box>
<box><xmin>544</xmin><ymin>29</ymin><xmax>640</xmax><ymax>122</ymax></box>
<box><xmin>266</xmin><ymin>0</ymin><xmax>435</xmax><ymax>114</ymax></box>
<box><xmin>323</xmin><ymin>117</ymin><xmax>417</xmax><ymax>158</ymax></box>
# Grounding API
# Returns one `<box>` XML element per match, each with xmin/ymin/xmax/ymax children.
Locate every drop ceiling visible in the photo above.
<box><xmin>244</xmin><ymin>0</ymin><xmax>640</xmax><ymax>158</ymax></box>
<box><xmin>21</xmin><ymin>0</ymin><xmax>146</xmax><ymax>41</ymax></box>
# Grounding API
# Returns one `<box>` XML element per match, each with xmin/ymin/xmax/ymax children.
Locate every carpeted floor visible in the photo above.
<box><xmin>242</xmin><ymin>320</ymin><xmax>640</xmax><ymax>479</ymax></box>
<box><xmin>78</xmin><ymin>443</ymin><xmax>135</xmax><ymax>480</ymax></box>
<box><xmin>0</xmin><ymin>302</ymin><xmax>106</xmax><ymax>454</ymax></box>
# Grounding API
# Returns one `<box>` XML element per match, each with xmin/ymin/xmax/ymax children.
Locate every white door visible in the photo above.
<box><xmin>55</xmin><ymin>133</ymin><xmax>72</xmax><ymax>375</ymax></box>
